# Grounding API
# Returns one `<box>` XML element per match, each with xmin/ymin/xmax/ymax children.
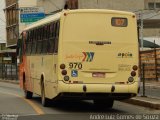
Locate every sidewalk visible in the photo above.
<box><xmin>123</xmin><ymin>81</ymin><xmax>160</xmax><ymax>110</ymax></box>
<box><xmin>139</xmin><ymin>81</ymin><xmax>160</xmax><ymax>99</ymax></box>
<box><xmin>122</xmin><ymin>96</ymin><xmax>160</xmax><ymax>110</ymax></box>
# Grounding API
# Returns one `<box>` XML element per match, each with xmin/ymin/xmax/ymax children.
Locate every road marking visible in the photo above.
<box><xmin>0</xmin><ymin>91</ymin><xmax>44</xmax><ymax>115</ymax></box>
<box><xmin>22</xmin><ymin>97</ymin><xmax>44</xmax><ymax>115</ymax></box>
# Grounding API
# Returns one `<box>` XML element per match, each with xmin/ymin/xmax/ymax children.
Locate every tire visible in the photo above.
<box><xmin>23</xmin><ymin>79</ymin><xmax>33</xmax><ymax>99</ymax></box>
<box><xmin>24</xmin><ymin>90</ymin><xmax>33</xmax><ymax>99</ymax></box>
<box><xmin>94</xmin><ymin>99</ymin><xmax>114</xmax><ymax>109</ymax></box>
<box><xmin>41</xmin><ymin>82</ymin><xmax>50</xmax><ymax>107</ymax></box>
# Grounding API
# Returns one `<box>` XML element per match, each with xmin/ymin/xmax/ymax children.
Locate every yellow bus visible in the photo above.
<box><xmin>17</xmin><ymin>9</ymin><xmax>139</xmax><ymax>108</ymax></box>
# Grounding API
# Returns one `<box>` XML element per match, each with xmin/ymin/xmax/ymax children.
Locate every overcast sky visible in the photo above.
<box><xmin>0</xmin><ymin>0</ymin><xmax>6</xmax><ymax>43</ymax></box>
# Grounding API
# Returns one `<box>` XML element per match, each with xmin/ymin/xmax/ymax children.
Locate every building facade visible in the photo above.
<box><xmin>78</xmin><ymin>0</ymin><xmax>160</xmax><ymax>11</ymax></box>
<box><xmin>79</xmin><ymin>0</ymin><xmax>144</xmax><ymax>11</ymax></box>
<box><xmin>5</xmin><ymin>0</ymin><xmax>67</xmax><ymax>48</ymax></box>
<box><xmin>5</xmin><ymin>0</ymin><xmax>19</xmax><ymax>48</ymax></box>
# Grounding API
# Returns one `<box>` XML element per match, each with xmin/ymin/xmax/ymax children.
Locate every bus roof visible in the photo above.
<box><xmin>23</xmin><ymin>9</ymin><xmax>135</xmax><ymax>31</ymax></box>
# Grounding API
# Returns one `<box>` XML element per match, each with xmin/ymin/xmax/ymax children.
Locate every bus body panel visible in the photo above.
<box><xmin>58</xmin><ymin>11</ymin><xmax>138</xmax><ymax>87</ymax></box>
<box><xmin>24</xmin><ymin>55</ymin><xmax>59</xmax><ymax>99</ymax></box>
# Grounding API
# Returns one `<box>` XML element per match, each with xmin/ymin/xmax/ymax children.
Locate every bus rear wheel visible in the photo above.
<box><xmin>93</xmin><ymin>99</ymin><xmax>114</xmax><ymax>109</ymax></box>
<box><xmin>23</xmin><ymin>80</ymin><xmax>33</xmax><ymax>99</ymax></box>
<box><xmin>24</xmin><ymin>90</ymin><xmax>33</xmax><ymax>99</ymax></box>
<box><xmin>41</xmin><ymin>82</ymin><xmax>50</xmax><ymax>107</ymax></box>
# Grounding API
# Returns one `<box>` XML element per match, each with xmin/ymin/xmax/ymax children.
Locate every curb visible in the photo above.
<box><xmin>122</xmin><ymin>97</ymin><xmax>160</xmax><ymax>110</ymax></box>
<box><xmin>0</xmin><ymin>79</ymin><xmax>19</xmax><ymax>85</ymax></box>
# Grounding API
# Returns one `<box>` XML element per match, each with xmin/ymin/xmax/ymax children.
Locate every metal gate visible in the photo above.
<box><xmin>0</xmin><ymin>63</ymin><xmax>18</xmax><ymax>80</ymax></box>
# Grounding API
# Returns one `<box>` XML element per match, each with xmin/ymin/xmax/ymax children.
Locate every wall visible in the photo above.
<box><xmin>37</xmin><ymin>0</ymin><xmax>65</xmax><ymax>14</ymax></box>
<box><xmin>5</xmin><ymin>0</ymin><xmax>18</xmax><ymax>47</ymax></box>
<box><xmin>5</xmin><ymin>0</ymin><xmax>16</xmax><ymax>6</ymax></box>
<box><xmin>144</xmin><ymin>28</ymin><xmax>160</xmax><ymax>37</ymax></box>
<box><xmin>19</xmin><ymin>0</ymin><xmax>37</xmax><ymax>7</ymax></box>
<box><xmin>78</xmin><ymin>0</ymin><xmax>144</xmax><ymax>11</ymax></box>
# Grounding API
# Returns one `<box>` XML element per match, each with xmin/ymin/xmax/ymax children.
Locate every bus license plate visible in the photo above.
<box><xmin>92</xmin><ymin>72</ymin><xmax>105</xmax><ymax>78</ymax></box>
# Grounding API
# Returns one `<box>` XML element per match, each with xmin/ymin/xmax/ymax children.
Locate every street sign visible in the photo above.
<box><xmin>20</xmin><ymin>13</ymin><xmax>45</xmax><ymax>18</ymax></box>
<box><xmin>20</xmin><ymin>7</ymin><xmax>45</xmax><ymax>23</ymax></box>
<box><xmin>20</xmin><ymin>7</ymin><xmax>44</xmax><ymax>14</ymax></box>
<box><xmin>20</xmin><ymin>18</ymin><xmax>44</xmax><ymax>23</ymax></box>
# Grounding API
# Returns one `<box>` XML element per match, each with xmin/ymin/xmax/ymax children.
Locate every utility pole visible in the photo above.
<box><xmin>140</xmin><ymin>11</ymin><xmax>144</xmax><ymax>50</ymax></box>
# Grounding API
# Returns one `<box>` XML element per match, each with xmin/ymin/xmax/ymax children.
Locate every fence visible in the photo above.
<box><xmin>0</xmin><ymin>63</ymin><xmax>18</xmax><ymax>80</ymax></box>
<box><xmin>140</xmin><ymin>48</ymin><xmax>160</xmax><ymax>81</ymax></box>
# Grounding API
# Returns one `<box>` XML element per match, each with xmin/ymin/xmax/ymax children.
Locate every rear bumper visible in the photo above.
<box><xmin>56</xmin><ymin>93</ymin><xmax>136</xmax><ymax>100</ymax></box>
<box><xmin>57</xmin><ymin>81</ymin><xmax>138</xmax><ymax>100</ymax></box>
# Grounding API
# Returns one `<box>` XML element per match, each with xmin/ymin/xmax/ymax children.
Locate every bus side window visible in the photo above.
<box><xmin>48</xmin><ymin>22</ymin><xmax>55</xmax><ymax>53</ymax></box>
<box><xmin>28</xmin><ymin>31</ymin><xmax>31</xmax><ymax>54</ymax></box>
<box><xmin>17</xmin><ymin>38</ymin><xmax>23</xmax><ymax>63</ymax></box>
<box><xmin>30</xmin><ymin>30</ymin><xmax>33</xmax><ymax>54</ymax></box>
<box><xmin>28</xmin><ymin>31</ymin><xmax>32</xmax><ymax>54</ymax></box>
<box><xmin>30</xmin><ymin>31</ymin><xmax>33</xmax><ymax>54</ymax></box>
<box><xmin>26</xmin><ymin>31</ymin><xmax>30</xmax><ymax>55</ymax></box>
<box><xmin>41</xmin><ymin>26</ymin><xmax>45</xmax><ymax>54</ymax></box>
<box><xmin>37</xmin><ymin>27</ymin><xmax>43</xmax><ymax>54</ymax></box>
<box><xmin>54</xmin><ymin>21</ymin><xmax>60</xmax><ymax>53</ymax></box>
<box><xmin>32</xmin><ymin>29</ymin><xmax>37</xmax><ymax>54</ymax></box>
<box><xmin>46</xmin><ymin>24</ymin><xmax>51</xmax><ymax>53</ymax></box>
<box><xmin>36</xmin><ymin>28</ymin><xmax>40</xmax><ymax>54</ymax></box>
<box><xmin>42</xmin><ymin>26</ymin><xmax>48</xmax><ymax>54</ymax></box>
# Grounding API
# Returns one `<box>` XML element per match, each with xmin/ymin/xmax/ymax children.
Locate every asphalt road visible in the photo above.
<box><xmin>0</xmin><ymin>82</ymin><xmax>159</xmax><ymax>120</ymax></box>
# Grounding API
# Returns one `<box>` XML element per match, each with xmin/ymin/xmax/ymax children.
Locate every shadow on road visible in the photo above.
<box><xmin>31</xmin><ymin>96</ymin><xmax>125</xmax><ymax>113</ymax></box>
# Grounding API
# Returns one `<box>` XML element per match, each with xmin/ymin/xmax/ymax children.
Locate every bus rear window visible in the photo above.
<box><xmin>111</xmin><ymin>17</ymin><xmax>128</xmax><ymax>27</ymax></box>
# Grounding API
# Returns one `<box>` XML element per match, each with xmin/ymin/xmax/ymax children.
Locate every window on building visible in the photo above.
<box><xmin>148</xmin><ymin>2</ymin><xmax>155</xmax><ymax>9</ymax></box>
<box><xmin>37</xmin><ymin>27</ymin><xmax>43</xmax><ymax>54</ymax></box>
<box><xmin>148</xmin><ymin>2</ymin><xmax>160</xmax><ymax>9</ymax></box>
<box><xmin>13</xmin><ymin>27</ymin><xmax>17</xmax><ymax>39</ymax></box>
<box><xmin>7</xmin><ymin>11</ymin><xmax>10</xmax><ymax>26</ymax></box>
<box><xmin>13</xmin><ymin>6</ymin><xmax>16</xmax><ymax>24</ymax></box>
<box><xmin>156</xmin><ymin>3</ymin><xmax>160</xmax><ymax>9</ymax></box>
<box><xmin>65</xmin><ymin>0</ymin><xmax>78</xmax><ymax>9</ymax></box>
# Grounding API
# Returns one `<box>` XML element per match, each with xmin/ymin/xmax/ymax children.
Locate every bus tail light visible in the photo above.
<box><xmin>60</xmin><ymin>64</ymin><xmax>66</xmax><ymax>69</ymax></box>
<box><xmin>132</xmin><ymin>65</ymin><xmax>138</xmax><ymax>71</ymax></box>
<box><xmin>131</xmin><ymin>71</ymin><xmax>136</xmax><ymax>77</ymax></box>
<box><xmin>62</xmin><ymin>70</ymin><xmax>67</xmax><ymax>75</ymax></box>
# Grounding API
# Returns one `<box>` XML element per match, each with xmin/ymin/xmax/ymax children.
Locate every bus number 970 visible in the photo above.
<box><xmin>69</xmin><ymin>63</ymin><xmax>82</xmax><ymax>69</ymax></box>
